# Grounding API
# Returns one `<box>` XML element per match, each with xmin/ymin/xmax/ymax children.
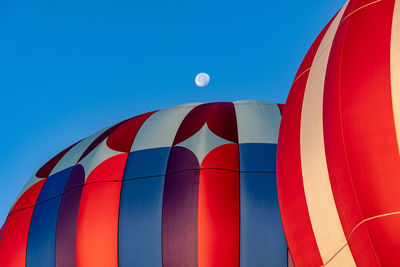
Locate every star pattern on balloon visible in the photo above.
<box><xmin>175</xmin><ymin>122</ymin><xmax>232</xmax><ymax>165</ymax></box>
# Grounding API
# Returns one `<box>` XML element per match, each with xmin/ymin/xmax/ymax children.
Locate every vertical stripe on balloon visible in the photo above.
<box><xmin>118</xmin><ymin>177</ymin><xmax>164</xmax><ymax>267</ymax></box>
<box><xmin>235</xmin><ymin>101</ymin><xmax>286</xmax><ymax>266</ymax></box>
<box><xmin>299</xmin><ymin>2</ymin><xmax>355</xmax><ymax>265</ymax></box>
<box><xmin>0</xmin><ymin>180</ymin><xmax>45</xmax><ymax>267</ymax></box>
<box><xmin>198</xmin><ymin>144</ymin><xmax>240</xmax><ymax>267</ymax></box>
<box><xmin>55</xmin><ymin>165</ymin><xmax>85</xmax><ymax>267</ymax></box>
<box><xmin>118</xmin><ymin>148</ymin><xmax>170</xmax><ymax>267</ymax></box>
<box><xmin>26</xmin><ymin>167</ymin><xmax>73</xmax><ymax>267</ymax></box>
<box><xmin>163</xmin><ymin>147</ymin><xmax>199</xmax><ymax>267</ymax></box>
<box><xmin>239</xmin><ymin>143</ymin><xmax>286</xmax><ymax>267</ymax></box>
<box><xmin>76</xmin><ymin>153</ymin><xmax>127</xmax><ymax>267</ymax></box>
<box><xmin>240</xmin><ymin>172</ymin><xmax>286</xmax><ymax>266</ymax></box>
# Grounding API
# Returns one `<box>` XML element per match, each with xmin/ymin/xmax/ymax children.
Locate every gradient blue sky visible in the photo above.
<box><xmin>0</xmin><ymin>0</ymin><xmax>345</xmax><ymax>224</ymax></box>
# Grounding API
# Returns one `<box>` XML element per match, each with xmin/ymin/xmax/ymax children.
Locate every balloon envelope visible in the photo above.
<box><xmin>0</xmin><ymin>100</ymin><xmax>289</xmax><ymax>267</ymax></box>
<box><xmin>277</xmin><ymin>1</ymin><xmax>400</xmax><ymax>266</ymax></box>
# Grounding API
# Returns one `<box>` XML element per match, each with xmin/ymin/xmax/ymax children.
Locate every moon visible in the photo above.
<box><xmin>195</xmin><ymin>73</ymin><xmax>210</xmax><ymax>87</ymax></box>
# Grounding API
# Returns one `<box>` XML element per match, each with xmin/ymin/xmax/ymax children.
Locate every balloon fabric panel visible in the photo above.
<box><xmin>55</xmin><ymin>165</ymin><xmax>85</xmax><ymax>267</ymax></box>
<box><xmin>26</xmin><ymin>167</ymin><xmax>74</xmax><ymax>267</ymax></box>
<box><xmin>0</xmin><ymin>180</ymin><xmax>45</xmax><ymax>267</ymax></box>
<box><xmin>118</xmin><ymin>148</ymin><xmax>169</xmax><ymax>266</ymax></box>
<box><xmin>239</xmin><ymin>143</ymin><xmax>286</xmax><ymax>266</ymax></box>
<box><xmin>163</xmin><ymin>147</ymin><xmax>200</xmax><ymax>267</ymax></box>
<box><xmin>118</xmin><ymin>176</ymin><xmax>165</xmax><ymax>267</ymax></box>
<box><xmin>198</xmin><ymin>144</ymin><xmax>240</xmax><ymax>267</ymax></box>
<box><xmin>240</xmin><ymin>172</ymin><xmax>286</xmax><ymax>266</ymax></box>
<box><xmin>239</xmin><ymin>143</ymin><xmax>277</xmax><ymax>172</ymax></box>
<box><xmin>76</xmin><ymin>154</ymin><xmax>127</xmax><ymax>267</ymax></box>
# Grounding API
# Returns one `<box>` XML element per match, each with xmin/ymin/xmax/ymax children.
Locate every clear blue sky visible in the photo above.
<box><xmin>0</xmin><ymin>0</ymin><xmax>345</xmax><ymax>224</ymax></box>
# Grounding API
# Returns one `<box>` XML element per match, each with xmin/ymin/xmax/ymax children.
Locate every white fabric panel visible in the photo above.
<box><xmin>299</xmin><ymin>2</ymin><xmax>355</xmax><ymax>266</ymax></box>
<box><xmin>233</xmin><ymin>100</ymin><xmax>281</xmax><ymax>144</ymax></box>
<box><xmin>131</xmin><ymin>103</ymin><xmax>201</xmax><ymax>152</ymax></box>
<box><xmin>50</xmin><ymin>125</ymin><xmax>113</xmax><ymax>175</ymax></box>
<box><xmin>176</xmin><ymin>123</ymin><xmax>232</xmax><ymax>165</ymax></box>
<box><xmin>78</xmin><ymin>138</ymin><xmax>123</xmax><ymax>181</ymax></box>
<box><xmin>391</xmin><ymin>0</ymin><xmax>400</xmax><ymax>155</ymax></box>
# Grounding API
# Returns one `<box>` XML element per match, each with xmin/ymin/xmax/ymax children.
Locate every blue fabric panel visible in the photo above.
<box><xmin>118</xmin><ymin>176</ymin><xmax>164</xmax><ymax>267</ymax></box>
<box><xmin>26</xmin><ymin>167</ymin><xmax>73</xmax><ymax>267</ymax></box>
<box><xmin>36</xmin><ymin>167</ymin><xmax>74</xmax><ymax>203</ymax></box>
<box><xmin>240</xmin><ymin>172</ymin><xmax>287</xmax><ymax>267</ymax></box>
<box><xmin>239</xmin><ymin>143</ymin><xmax>277</xmax><ymax>172</ymax></box>
<box><xmin>26</xmin><ymin>198</ymin><xmax>62</xmax><ymax>267</ymax></box>
<box><xmin>124</xmin><ymin>147</ymin><xmax>171</xmax><ymax>179</ymax></box>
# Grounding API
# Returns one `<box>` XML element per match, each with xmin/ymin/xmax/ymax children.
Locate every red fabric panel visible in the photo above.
<box><xmin>11</xmin><ymin>181</ymin><xmax>47</xmax><ymax>214</ymax></box>
<box><xmin>36</xmin><ymin>143</ymin><xmax>76</xmax><ymax>178</ymax></box>
<box><xmin>276</xmin><ymin>18</ymin><xmax>335</xmax><ymax>267</ymax></box>
<box><xmin>76</xmin><ymin>153</ymin><xmax>128</xmax><ymax>267</ymax></box>
<box><xmin>173</xmin><ymin>102</ymin><xmax>238</xmax><ymax>145</ymax></box>
<box><xmin>332</xmin><ymin>0</ymin><xmax>400</xmax><ymax>265</ymax></box>
<box><xmin>107</xmin><ymin>111</ymin><xmax>156</xmax><ymax>152</ymax></box>
<box><xmin>0</xmin><ymin>180</ymin><xmax>45</xmax><ymax>267</ymax></box>
<box><xmin>200</xmin><ymin>143</ymin><xmax>239</xmax><ymax>171</ymax></box>
<box><xmin>198</xmin><ymin>144</ymin><xmax>240</xmax><ymax>267</ymax></box>
<box><xmin>322</xmin><ymin>0</ymin><xmax>380</xmax><ymax>265</ymax></box>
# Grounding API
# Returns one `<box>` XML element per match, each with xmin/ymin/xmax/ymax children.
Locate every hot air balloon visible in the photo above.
<box><xmin>277</xmin><ymin>0</ymin><xmax>400</xmax><ymax>266</ymax></box>
<box><xmin>0</xmin><ymin>100</ymin><xmax>289</xmax><ymax>267</ymax></box>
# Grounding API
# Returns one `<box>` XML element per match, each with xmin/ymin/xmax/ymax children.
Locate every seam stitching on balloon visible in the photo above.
<box><xmin>7</xmin><ymin>168</ymin><xmax>275</xmax><ymax>217</ymax></box>
<box><xmin>340</xmin><ymin>0</ymin><xmax>383</xmax><ymax>25</ymax></box>
<box><xmin>323</xmin><ymin>211</ymin><xmax>400</xmax><ymax>266</ymax></box>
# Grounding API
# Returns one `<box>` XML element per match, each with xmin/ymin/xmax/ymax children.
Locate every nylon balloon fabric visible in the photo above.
<box><xmin>0</xmin><ymin>100</ymin><xmax>289</xmax><ymax>267</ymax></box>
<box><xmin>277</xmin><ymin>0</ymin><xmax>400</xmax><ymax>266</ymax></box>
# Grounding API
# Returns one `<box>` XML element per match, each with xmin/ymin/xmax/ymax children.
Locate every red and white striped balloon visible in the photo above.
<box><xmin>277</xmin><ymin>0</ymin><xmax>400</xmax><ymax>266</ymax></box>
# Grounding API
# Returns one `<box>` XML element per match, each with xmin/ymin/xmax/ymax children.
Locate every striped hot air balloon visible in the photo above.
<box><xmin>0</xmin><ymin>100</ymin><xmax>290</xmax><ymax>267</ymax></box>
<box><xmin>277</xmin><ymin>0</ymin><xmax>400</xmax><ymax>266</ymax></box>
